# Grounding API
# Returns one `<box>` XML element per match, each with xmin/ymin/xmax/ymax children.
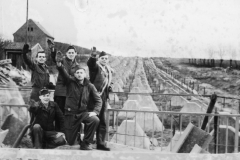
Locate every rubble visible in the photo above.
<box><xmin>0</xmin><ymin>59</ymin><xmax>31</xmax><ymax>86</ymax></box>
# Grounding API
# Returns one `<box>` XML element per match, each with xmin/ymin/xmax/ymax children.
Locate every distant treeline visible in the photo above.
<box><xmin>183</xmin><ymin>58</ymin><xmax>240</xmax><ymax>69</ymax></box>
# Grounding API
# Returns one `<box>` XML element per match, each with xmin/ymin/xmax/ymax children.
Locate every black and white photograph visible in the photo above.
<box><xmin>0</xmin><ymin>0</ymin><xmax>240</xmax><ymax>159</ymax></box>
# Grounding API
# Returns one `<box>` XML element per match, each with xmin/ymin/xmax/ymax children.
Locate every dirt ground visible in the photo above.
<box><xmin>158</xmin><ymin>58</ymin><xmax>240</xmax><ymax>113</ymax></box>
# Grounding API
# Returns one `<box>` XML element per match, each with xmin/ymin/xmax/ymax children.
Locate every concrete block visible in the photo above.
<box><xmin>130</xmin><ymin>87</ymin><xmax>142</xmax><ymax>93</ymax></box>
<box><xmin>109</xmin><ymin>93</ymin><xmax>119</xmax><ymax>102</ymax></box>
<box><xmin>0</xmin><ymin>129</ymin><xmax>9</xmax><ymax>145</ymax></box>
<box><xmin>141</xmin><ymin>96</ymin><xmax>159</xmax><ymax>111</ymax></box>
<box><xmin>171</xmin><ymin>96</ymin><xmax>189</xmax><ymax>107</ymax></box>
<box><xmin>113</xmin><ymin>83</ymin><xmax>124</xmax><ymax>92</ymax></box>
<box><xmin>134</xmin><ymin>107</ymin><xmax>164</xmax><ymax>132</ymax></box>
<box><xmin>171</xmin><ymin>123</ymin><xmax>213</xmax><ymax>153</ymax></box>
<box><xmin>165</xmin><ymin>131</ymin><xmax>181</xmax><ymax>152</ymax></box>
<box><xmin>1</xmin><ymin>114</ymin><xmax>25</xmax><ymax>145</ymax></box>
<box><xmin>118</xmin><ymin>100</ymin><xmax>140</xmax><ymax>119</ymax></box>
<box><xmin>209</xmin><ymin>125</ymin><xmax>240</xmax><ymax>153</ymax></box>
<box><xmin>190</xmin><ymin>144</ymin><xmax>202</xmax><ymax>153</ymax></box>
<box><xmin>110</xmin><ymin>120</ymin><xmax>151</xmax><ymax>149</ymax></box>
<box><xmin>180</xmin><ymin>102</ymin><xmax>204</xmax><ymax>113</ymax></box>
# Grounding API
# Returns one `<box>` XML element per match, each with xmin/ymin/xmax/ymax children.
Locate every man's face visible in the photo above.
<box><xmin>74</xmin><ymin>69</ymin><xmax>86</xmax><ymax>81</ymax></box>
<box><xmin>98</xmin><ymin>55</ymin><xmax>109</xmax><ymax>66</ymax></box>
<box><xmin>39</xmin><ymin>93</ymin><xmax>50</xmax><ymax>104</ymax></box>
<box><xmin>36</xmin><ymin>53</ymin><xmax>46</xmax><ymax>64</ymax></box>
<box><xmin>66</xmin><ymin>49</ymin><xmax>77</xmax><ymax>60</ymax></box>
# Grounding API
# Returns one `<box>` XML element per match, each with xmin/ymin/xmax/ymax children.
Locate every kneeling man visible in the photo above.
<box><xmin>29</xmin><ymin>88</ymin><xmax>66</xmax><ymax>149</ymax></box>
<box><xmin>57</xmin><ymin>60</ymin><xmax>102</xmax><ymax>150</ymax></box>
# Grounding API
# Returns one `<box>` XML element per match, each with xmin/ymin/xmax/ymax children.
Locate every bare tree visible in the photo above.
<box><xmin>0</xmin><ymin>35</ymin><xmax>11</xmax><ymax>60</ymax></box>
<box><xmin>231</xmin><ymin>48</ymin><xmax>237</xmax><ymax>68</ymax></box>
<box><xmin>218</xmin><ymin>45</ymin><xmax>225</xmax><ymax>67</ymax></box>
<box><xmin>208</xmin><ymin>47</ymin><xmax>215</xmax><ymax>67</ymax></box>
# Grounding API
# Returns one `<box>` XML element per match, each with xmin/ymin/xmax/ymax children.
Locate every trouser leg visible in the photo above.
<box><xmin>64</xmin><ymin>115</ymin><xmax>82</xmax><ymax>145</ymax></box>
<box><xmin>54</xmin><ymin>96</ymin><xmax>66</xmax><ymax>132</ymax></box>
<box><xmin>54</xmin><ymin>96</ymin><xmax>66</xmax><ymax>115</ymax></box>
<box><xmin>32</xmin><ymin>124</ymin><xmax>43</xmax><ymax>149</ymax></box>
<box><xmin>82</xmin><ymin>114</ymin><xmax>100</xmax><ymax>144</ymax></box>
<box><xmin>44</xmin><ymin>131</ymin><xmax>66</xmax><ymax>149</ymax></box>
<box><xmin>96</xmin><ymin>93</ymin><xmax>107</xmax><ymax>146</ymax></box>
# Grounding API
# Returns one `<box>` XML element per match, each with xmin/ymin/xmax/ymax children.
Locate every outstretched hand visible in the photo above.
<box><xmin>56</xmin><ymin>132</ymin><xmax>66</xmax><ymax>141</ymax></box>
<box><xmin>56</xmin><ymin>61</ymin><xmax>62</xmax><ymax>67</ymax></box>
<box><xmin>88</xmin><ymin>112</ymin><xmax>97</xmax><ymax>117</ymax></box>
<box><xmin>91</xmin><ymin>51</ymin><xmax>97</xmax><ymax>58</ymax></box>
<box><xmin>55</xmin><ymin>51</ymin><xmax>63</xmax><ymax>63</ymax></box>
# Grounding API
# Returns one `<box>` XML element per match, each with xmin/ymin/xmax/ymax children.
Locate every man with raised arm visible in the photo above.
<box><xmin>56</xmin><ymin>59</ymin><xmax>102</xmax><ymax>150</ymax></box>
<box><xmin>29</xmin><ymin>88</ymin><xmax>66</xmax><ymax>149</ymax></box>
<box><xmin>49</xmin><ymin>43</ymin><xmax>79</xmax><ymax>116</ymax></box>
<box><xmin>49</xmin><ymin>43</ymin><xmax>79</xmax><ymax>132</ymax></box>
<box><xmin>87</xmin><ymin>47</ymin><xmax>113</xmax><ymax>151</ymax></box>
<box><xmin>22</xmin><ymin>44</ymin><xmax>50</xmax><ymax>101</ymax></box>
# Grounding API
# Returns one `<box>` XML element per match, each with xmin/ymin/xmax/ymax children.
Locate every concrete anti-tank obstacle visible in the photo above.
<box><xmin>118</xmin><ymin>100</ymin><xmax>140</xmax><ymax>119</ymax></box>
<box><xmin>110</xmin><ymin>120</ymin><xmax>151</xmax><ymax>149</ymax></box>
<box><xmin>141</xmin><ymin>96</ymin><xmax>159</xmax><ymax>111</ymax></box>
<box><xmin>209</xmin><ymin>125</ymin><xmax>240</xmax><ymax>153</ymax></box>
<box><xmin>109</xmin><ymin>93</ymin><xmax>119</xmax><ymax>102</ymax></box>
<box><xmin>134</xmin><ymin>107</ymin><xmax>164</xmax><ymax>132</ymax></box>
<box><xmin>180</xmin><ymin>102</ymin><xmax>204</xmax><ymax>113</ymax></box>
<box><xmin>165</xmin><ymin>131</ymin><xmax>181</xmax><ymax>152</ymax></box>
<box><xmin>0</xmin><ymin>129</ymin><xmax>9</xmax><ymax>145</ymax></box>
<box><xmin>170</xmin><ymin>96</ymin><xmax>189</xmax><ymax>107</ymax></box>
<box><xmin>130</xmin><ymin>87</ymin><xmax>142</xmax><ymax>93</ymax></box>
<box><xmin>171</xmin><ymin>123</ymin><xmax>212</xmax><ymax>153</ymax></box>
<box><xmin>1</xmin><ymin>114</ymin><xmax>26</xmax><ymax>145</ymax></box>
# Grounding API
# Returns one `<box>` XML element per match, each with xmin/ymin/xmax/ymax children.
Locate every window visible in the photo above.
<box><xmin>31</xmin><ymin>27</ymin><xmax>33</xmax><ymax>31</ymax></box>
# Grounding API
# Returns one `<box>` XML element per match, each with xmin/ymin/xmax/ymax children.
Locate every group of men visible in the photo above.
<box><xmin>22</xmin><ymin>43</ymin><xmax>113</xmax><ymax>151</ymax></box>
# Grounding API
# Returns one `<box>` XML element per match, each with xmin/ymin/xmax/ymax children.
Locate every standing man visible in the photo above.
<box><xmin>29</xmin><ymin>88</ymin><xmax>66</xmax><ymax>149</ymax></box>
<box><xmin>22</xmin><ymin>44</ymin><xmax>50</xmax><ymax>101</ymax></box>
<box><xmin>87</xmin><ymin>48</ymin><xmax>113</xmax><ymax>151</ymax></box>
<box><xmin>56</xmin><ymin>61</ymin><xmax>102</xmax><ymax>150</ymax></box>
<box><xmin>50</xmin><ymin>44</ymin><xmax>79</xmax><ymax>116</ymax></box>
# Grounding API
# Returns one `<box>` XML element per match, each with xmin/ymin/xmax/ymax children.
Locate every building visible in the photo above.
<box><xmin>4</xmin><ymin>19</ymin><xmax>54</xmax><ymax>68</ymax></box>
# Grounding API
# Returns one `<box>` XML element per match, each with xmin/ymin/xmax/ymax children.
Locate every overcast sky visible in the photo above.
<box><xmin>1</xmin><ymin>0</ymin><xmax>240</xmax><ymax>59</ymax></box>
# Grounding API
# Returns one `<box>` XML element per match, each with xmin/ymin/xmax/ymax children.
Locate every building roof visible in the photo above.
<box><xmin>31</xmin><ymin>19</ymin><xmax>54</xmax><ymax>39</ymax></box>
<box><xmin>13</xmin><ymin>19</ymin><xmax>54</xmax><ymax>39</ymax></box>
<box><xmin>4</xmin><ymin>42</ymin><xmax>37</xmax><ymax>51</ymax></box>
<box><xmin>4</xmin><ymin>42</ymin><xmax>25</xmax><ymax>50</ymax></box>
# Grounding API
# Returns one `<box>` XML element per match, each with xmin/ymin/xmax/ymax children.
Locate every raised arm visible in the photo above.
<box><xmin>90</xmin><ymin>84</ymin><xmax>102</xmax><ymax>115</ymax></box>
<box><xmin>87</xmin><ymin>52</ymin><xmax>98</xmax><ymax>71</ymax></box>
<box><xmin>22</xmin><ymin>44</ymin><xmax>34</xmax><ymax>70</ymax></box>
<box><xmin>50</xmin><ymin>48</ymin><xmax>57</xmax><ymax>64</ymax></box>
<box><xmin>56</xmin><ymin>62</ymin><xmax>72</xmax><ymax>84</ymax></box>
<box><xmin>28</xmin><ymin>99</ymin><xmax>40</xmax><ymax>114</ymax></box>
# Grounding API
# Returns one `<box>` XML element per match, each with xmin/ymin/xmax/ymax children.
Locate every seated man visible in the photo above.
<box><xmin>56</xmin><ymin>60</ymin><xmax>102</xmax><ymax>150</ymax></box>
<box><xmin>29</xmin><ymin>88</ymin><xmax>66</xmax><ymax>149</ymax></box>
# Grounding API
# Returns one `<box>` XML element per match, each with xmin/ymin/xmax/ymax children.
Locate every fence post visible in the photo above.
<box><xmin>223</xmin><ymin>97</ymin><xmax>225</xmax><ymax>109</ymax></box>
<box><xmin>234</xmin><ymin>116</ymin><xmax>239</xmax><ymax>153</ymax></box>
<box><xmin>105</xmin><ymin>109</ymin><xmax>110</xmax><ymax>141</ymax></box>
<box><xmin>239</xmin><ymin>100</ymin><xmax>240</xmax><ymax>114</ymax></box>
<box><xmin>214</xmin><ymin>108</ymin><xmax>219</xmax><ymax>154</ymax></box>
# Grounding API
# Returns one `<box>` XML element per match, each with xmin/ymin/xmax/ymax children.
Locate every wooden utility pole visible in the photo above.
<box><xmin>25</xmin><ymin>0</ymin><xmax>29</xmax><ymax>44</ymax></box>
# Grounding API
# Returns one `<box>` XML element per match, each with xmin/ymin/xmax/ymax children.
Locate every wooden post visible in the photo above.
<box><xmin>201</xmin><ymin>93</ymin><xmax>217</xmax><ymax>130</ymax></box>
<box><xmin>214</xmin><ymin>108</ymin><xmax>219</xmax><ymax>153</ymax></box>
<box><xmin>25</xmin><ymin>0</ymin><xmax>29</xmax><ymax>44</ymax></box>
